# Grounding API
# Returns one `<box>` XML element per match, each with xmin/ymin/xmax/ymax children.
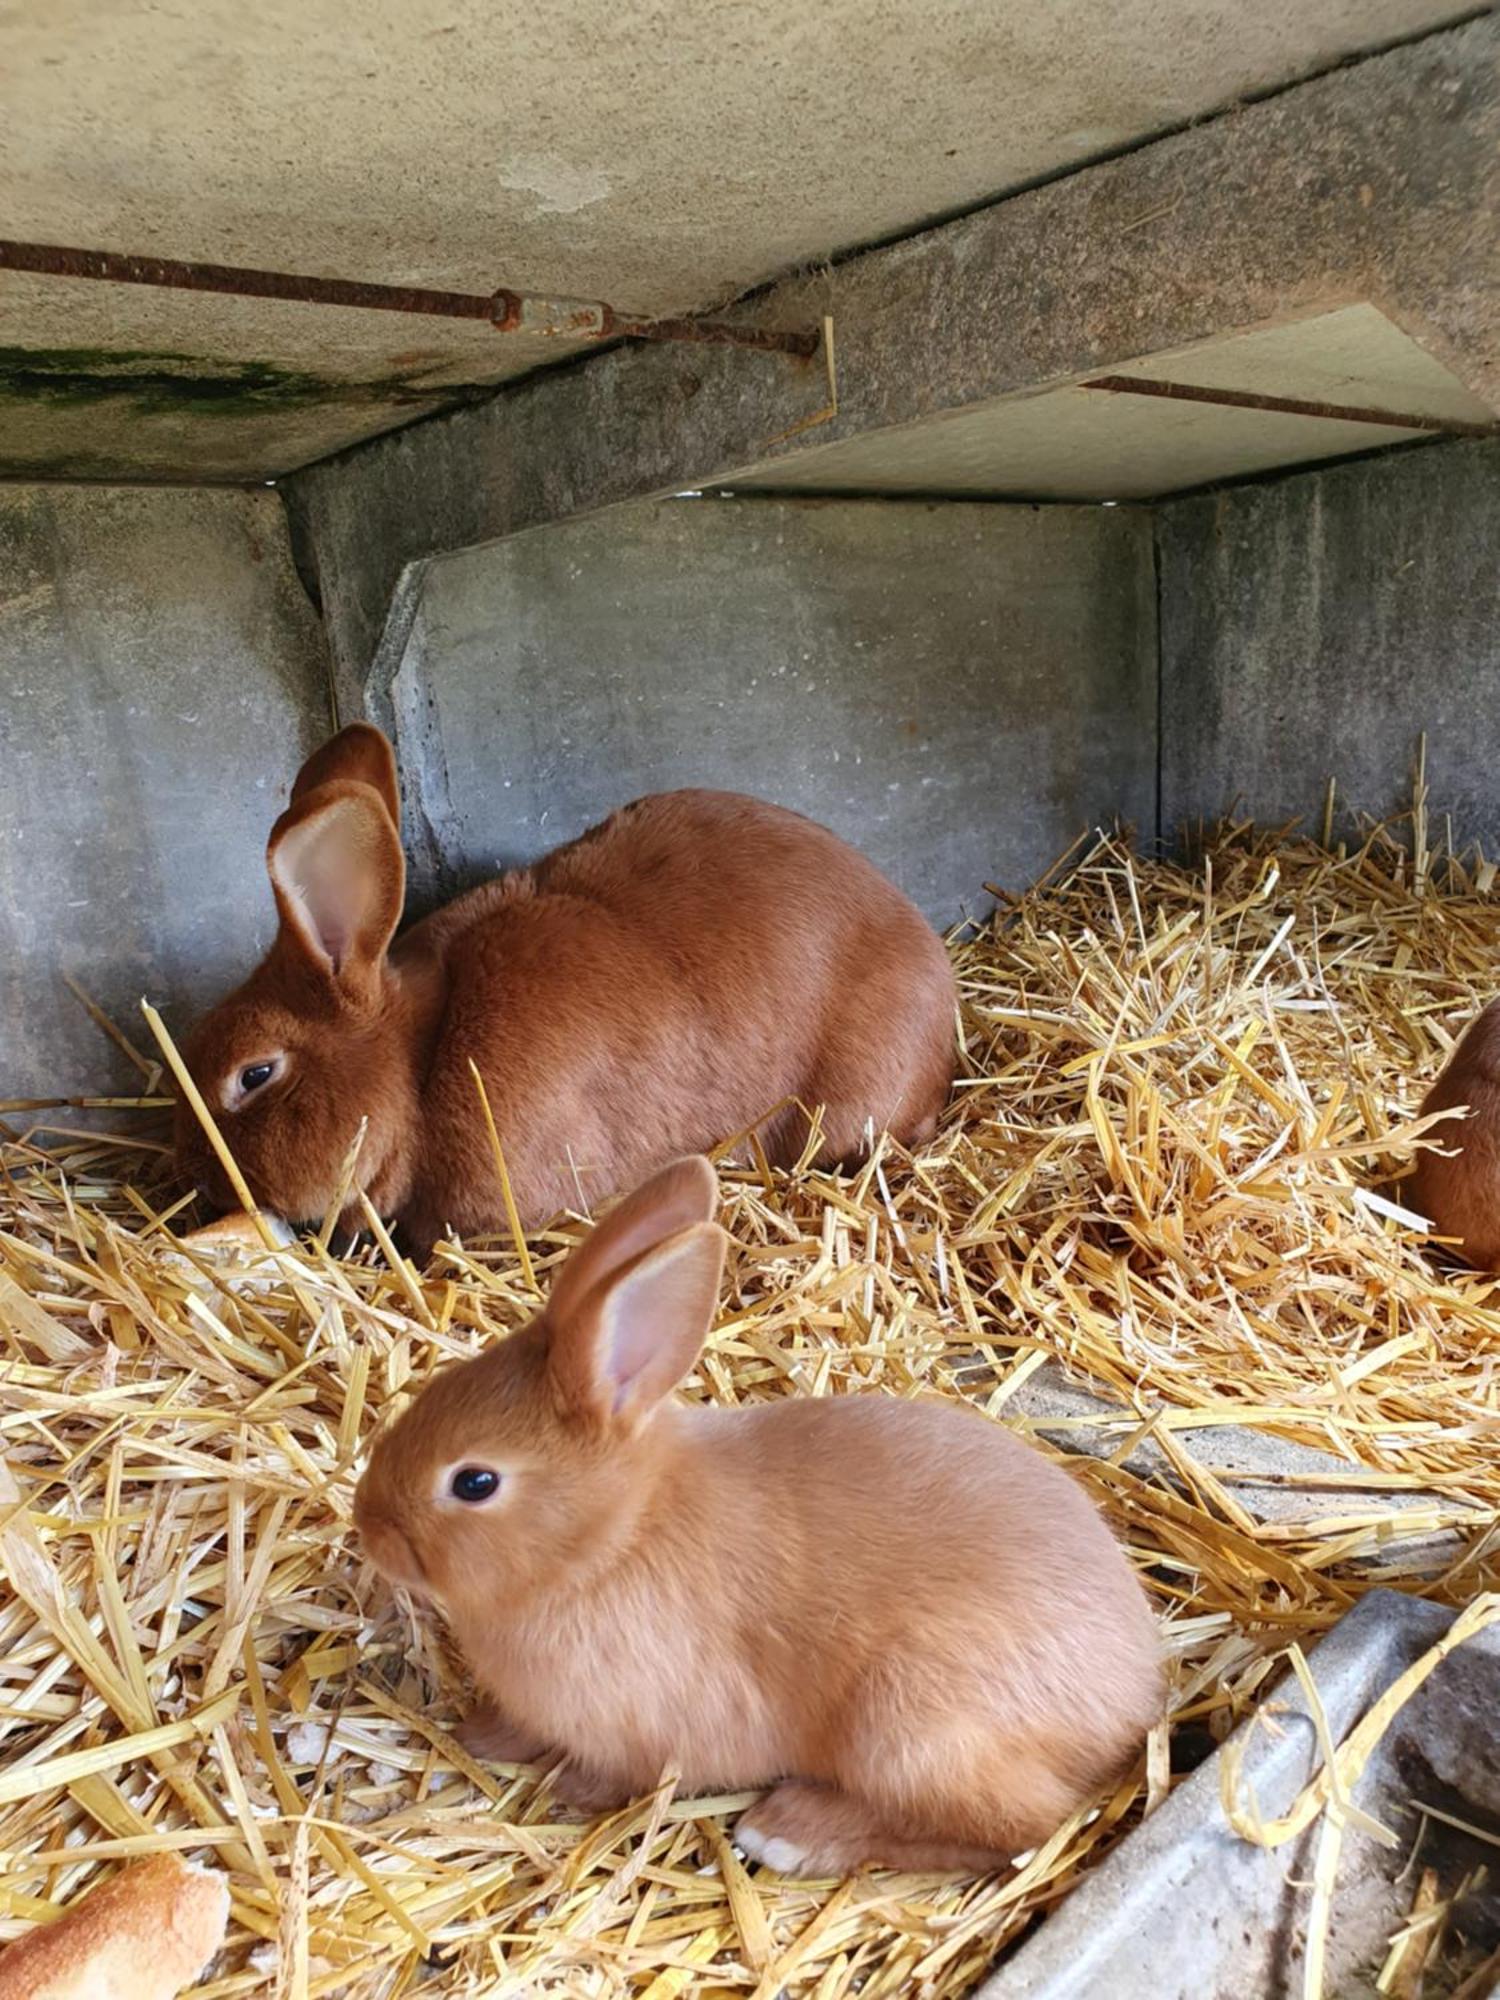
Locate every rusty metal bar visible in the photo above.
<box><xmin>488</xmin><ymin>286</ymin><xmax>819</xmax><ymax>356</ymax></box>
<box><xmin>0</xmin><ymin>239</ymin><xmax>495</xmax><ymax>320</ymax></box>
<box><xmin>1080</xmin><ymin>373</ymin><xmax>1498</xmax><ymax>438</ymax></box>
<box><xmin>0</xmin><ymin>238</ymin><xmax>820</xmax><ymax>357</ymax></box>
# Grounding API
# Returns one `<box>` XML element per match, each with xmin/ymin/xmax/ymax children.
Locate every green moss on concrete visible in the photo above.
<box><xmin>0</xmin><ymin>346</ymin><xmax>498</xmax><ymax>419</ymax></box>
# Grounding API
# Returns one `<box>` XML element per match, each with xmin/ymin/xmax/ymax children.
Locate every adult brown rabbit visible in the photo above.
<box><xmin>174</xmin><ymin>725</ymin><xmax>956</xmax><ymax>1256</ymax></box>
<box><xmin>1407</xmin><ymin>997</ymin><xmax>1500</xmax><ymax>1269</ymax></box>
<box><xmin>353</xmin><ymin>1155</ymin><xmax>1164</xmax><ymax>1878</ymax></box>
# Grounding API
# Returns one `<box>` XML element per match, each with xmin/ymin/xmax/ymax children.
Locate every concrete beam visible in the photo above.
<box><xmin>285</xmin><ymin>15</ymin><xmax>1500</xmax><ymax>720</ymax></box>
<box><xmin>1011</xmin><ymin>1361</ymin><xmax>1470</xmax><ymax>1574</ymax></box>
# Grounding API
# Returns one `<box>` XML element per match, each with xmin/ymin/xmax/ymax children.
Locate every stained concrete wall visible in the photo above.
<box><xmin>388</xmin><ymin>494</ymin><xmax>1158</xmax><ymax>926</ymax></box>
<box><xmin>1159</xmin><ymin>439</ymin><xmax>1500</xmax><ymax>849</ymax></box>
<box><xmin>0</xmin><ymin>485</ymin><xmax>331</xmax><ymax>1098</ymax></box>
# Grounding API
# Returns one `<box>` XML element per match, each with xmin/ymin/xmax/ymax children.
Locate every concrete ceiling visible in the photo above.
<box><xmin>0</xmin><ymin>0</ymin><xmax>1474</xmax><ymax>481</ymax></box>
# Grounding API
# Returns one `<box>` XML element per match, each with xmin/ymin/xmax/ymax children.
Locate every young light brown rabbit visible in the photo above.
<box><xmin>353</xmin><ymin>1156</ymin><xmax>1164</xmax><ymax>1878</ymax></box>
<box><xmin>175</xmin><ymin>725</ymin><xmax>955</xmax><ymax>1259</ymax></box>
<box><xmin>1406</xmin><ymin>998</ymin><xmax>1500</xmax><ymax>1269</ymax></box>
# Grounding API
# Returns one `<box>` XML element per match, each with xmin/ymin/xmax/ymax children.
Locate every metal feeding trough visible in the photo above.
<box><xmin>979</xmin><ymin>1591</ymin><xmax>1500</xmax><ymax>2000</ymax></box>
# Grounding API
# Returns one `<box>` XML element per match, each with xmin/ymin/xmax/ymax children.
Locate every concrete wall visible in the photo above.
<box><xmin>388</xmin><ymin>494</ymin><xmax>1158</xmax><ymax>926</ymax></box>
<box><xmin>15</xmin><ymin>442</ymin><xmax>1495</xmax><ymax>1108</ymax></box>
<box><xmin>1159</xmin><ymin>439</ymin><xmax>1500</xmax><ymax>848</ymax></box>
<box><xmin>0</xmin><ymin>485</ymin><xmax>331</xmax><ymax>1098</ymax></box>
<box><xmin>0</xmin><ymin>484</ymin><xmax>1157</xmax><ymax>1102</ymax></box>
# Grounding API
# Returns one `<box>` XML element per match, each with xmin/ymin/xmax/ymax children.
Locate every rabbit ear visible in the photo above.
<box><xmin>548</xmin><ymin>1156</ymin><xmax>719</xmax><ymax>1325</ymax></box>
<box><xmin>550</xmin><ymin>1221</ymin><xmax>726</xmax><ymax>1427</ymax></box>
<box><xmin>290</xmin><ymin>723</ymin><xmax>401</xmax><ymax>831</ymax></box>
<box><xmin>267</xmin><ymin>780</ymin><xmax>405</xmax><ymax>986</ymax></box>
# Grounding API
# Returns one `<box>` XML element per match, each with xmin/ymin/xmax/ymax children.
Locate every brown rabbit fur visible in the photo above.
<box><xmin>353</xmin><ymin>1157</ymin><xmax>1164</xmax><ymax>1879</ymax></box>
<box><xmin>175</xmin><ymin>725</ymin><xmax>956</xmax><ymax>1259</ymax></box>
<box><xmin>1407</xmin><ymin>998</ymin><xmax>1500</xmax><ymax>1269</ymax></box>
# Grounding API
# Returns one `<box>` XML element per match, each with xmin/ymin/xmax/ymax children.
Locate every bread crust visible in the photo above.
<box><xmin>0</xmin><ymin>1854</ymin><xmax>228</xmax><ymax>2000</ymax></box>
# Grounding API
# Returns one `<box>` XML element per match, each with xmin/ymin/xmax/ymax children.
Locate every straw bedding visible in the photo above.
<box><xmin>2</xmin><ymin>806</ymin><xmax>1498</xmax><ymax>1999</ymax></box>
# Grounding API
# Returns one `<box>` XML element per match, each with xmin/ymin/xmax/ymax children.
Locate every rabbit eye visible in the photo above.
<box><xmin>239</xmin><ymin>1063</ymin><xmax>276</xmax><ymax>1093</ymax></box>
<box><xmin>450</xmin><ymin>1466</ymin><xmax>501</xmax><ymax>1504</ymax></box>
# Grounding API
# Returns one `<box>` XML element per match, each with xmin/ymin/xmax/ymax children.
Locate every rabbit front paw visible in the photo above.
<box><xmin>546</xmin><ymin>1760</ymin><xmax>635</xmax><ymax>1814</ymax></box>
<box><xmin>454</xmin><ymin>1701</ymin><xmax>550</xmax><ymax>1765</ymax></box>
<box><xmin>734</xmin><ymin>1782</ymin><xmax>851</xmax><ymax>1878</ymax></box>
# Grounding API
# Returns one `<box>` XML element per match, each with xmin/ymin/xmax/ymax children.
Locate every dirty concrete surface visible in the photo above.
<box><xmin>982</xmin><ymin>1593</ymin><xmax>1500</xmax><ymax>1999</ymax></box>
<box><xmin>0</xmin><ymin>485</ymin><xmax>331</xmax><ymax>1095</ymax></box>
<box><xmin>286</xmin><ymin>17</ymin><xmax>1500</xmax><ymax>699</ymax></box>
<box><xmin>386</xmin><ymin>494</ymin><xmax>1157</xmax><ymax>925</ymax></box>
<box><xmin>2</xmin><ymin>0</ymin><xmax>1472</xmax><ymax>476</ymax></box>
<box><xmin>1160</xmin><ymin>438</ymin><xmax>1500</xmax><ymax>849</ymax></box>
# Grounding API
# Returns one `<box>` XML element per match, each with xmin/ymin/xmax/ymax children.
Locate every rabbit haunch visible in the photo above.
<box><xmin>174</xmin><ymin>724</ymin><xmax>956</xmax><ymax>1254</ymax></box>
<box><xmin>353</xmin><ymin>1156</ymin><xmax>1164</xmax><ymax>1879</ymax></box>
<box><xmin>1408</xmin><ymin>995</ymin><xmax>1500</xmax><ymax>1270</ymax></box>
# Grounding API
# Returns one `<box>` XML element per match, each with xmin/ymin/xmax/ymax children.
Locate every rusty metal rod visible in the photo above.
<box><xmin>1080</xmin><ymin>373</ymin><xmax>1498</xmax><ymax>439</ymax></box>
<box><xmin>0</xmin><ymin>239</ymin><xmax>495</xmax><ymax>319</ymax></box>
<box><xmin>0</xmin><ymin>238</ymin><xmax>820</xmax><ymax>357</ymax></box>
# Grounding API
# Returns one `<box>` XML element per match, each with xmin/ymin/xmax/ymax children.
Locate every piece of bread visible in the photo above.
<box><xmin>179</xmin><ymin>1212</ymin><xmax>294</xmax><ymax>1252</ymax></box>
<box><xmin>0</xmin><ymin>1853</ymin><xmax>229</xmax><ymax>2000</ymax></box>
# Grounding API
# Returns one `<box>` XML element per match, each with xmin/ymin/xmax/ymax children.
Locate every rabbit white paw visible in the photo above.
<box><xmin>733</xmin><ymin>1821</ymin><xmax>810</xmax><ymax>1875</ymax></box>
